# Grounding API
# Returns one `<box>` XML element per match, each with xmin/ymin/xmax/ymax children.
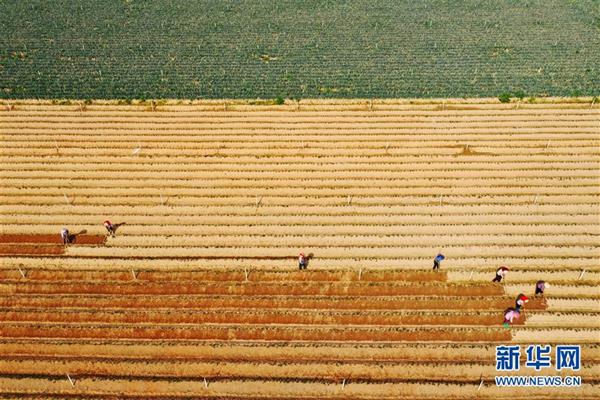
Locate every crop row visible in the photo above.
<box><xmin>0</xmin><ymin>323</ymin><xmax>514</xmax><ymax>342</ymax></box>
<box><xmin>5</xmin><ymin>186</ymin><xmax>598</xmax><ymax>197</ymax></box>
<box><xmin>2</xmin><ymin>323</ymin><xmax>597</xmax><ymax>342</ymax></box>
<box><xmin>92</xmin><ymin>234</ymin><xmax>600</xmax><ymax>248</ymax></box>
<box><xmin>4</xmin><ymin>139</ymin><xmax>599</xmax><ymax>149</ymax></box>
<box><xmin>4</xmin><ymin>169</ymin><xmax>599</xmax><ymax>181</ymax></box>
<box><xmin>1</xmin><ymin>198</ymin><xmax>598</xmax><ymax>210</ymax></box>
<box><xmin>0</xmin><ymin>308</ymin><xmax>536</xmax><ymax>326</ymax></box>
<box><xmin>3</xmin><ymin>148</ymin><xmax>598</xmax><ymax>158</ymax></box>
<box><xmin>0</xmin><ymin>377</ymin><xmax>595</xmax><ymax>399</ymax></box>
<box><xmin>3</xmin><ymin>222</ymin><xmax>595</xmax><ymax>235</ymax></box>
<box><xmin>4</xmin><ymin>202</ymin><xmax>598</xmax><ymax>213</ymax></box>
<box><xmin>3</xmin><ymin>122</ymin><xmax>598</xmax><ymax>132</ymax></box>
<box><xmin>5</xmin><ymin>232</ymin><xmax>599</xmax><ymax>245</ymax></box>
<box><xmin>5</xmin><ymin>256</ymin><xmax>596</xmax><ymax>275</ymax></box>
<box><xmin>2</xmin><ymin>195</ymin><xmax>598</xmax><ymax>208</ymax></box>
<box><xmin>0</xmin><ymin>281</ymin><xmax>504</xmax><ymax>296</ymax></box>
<box><xmin>60</xmin><ymin>246</ymin><xmax>599</xmax><ymax>261</ymax></box>
<box><xmin>0</xmin><ymin>266</ymin><xmax>448</xmax><ymax>282</ymax></box>
<box><xmin>1</xmin><ymin>270</ymin><xmax>596</xmax><ymax>289</ymax></box>
<box><xmin>2</xmin><ymin>340</ymin><xmax>597</xmax><ymax>363</ymax></box>
<box><xmin>2</xmin><ymin>154</ymin><xmax>598</xmax><ymax>164</ymax></box>
<box><xmin>2</xmin><ymin>103</ymin><xmax>598</xmax><ymax>112</ymax></box>
<box><xmin>1</xmin><ymin>358</ymin><xmax>598</xmax><ymax>382</ymax></box>
<box><xmin>1</xmin><ymin>105</ymin><xmax>597</xmax><ymax>116</ymax></box>
<box><xmin>2</xmin><ymin>160</ymin><xmax>598</xmax><ymax>171</ymax></box>
<box><xmin>0</xmin><ymin>294</ymin><xmax>547</xmax><ymax>311</ymax></box>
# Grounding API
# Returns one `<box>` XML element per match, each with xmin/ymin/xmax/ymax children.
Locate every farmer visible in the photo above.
<box><xmin>503</xmin><ymin>307</ymin><xmax>521</xmax><ymax>328</ymax></box>
<box><xmin>535</xmin><ymin>280</ymin><xmax>546</xmax><ymax>296</ymax></box>
<box><xmin>298</xmin><ymin>252</ymin><xmax>308</xmax><ymax>270</ymax></box>
<box><xmin>492</xmin><ymin>266</ymin><xmax>509</xmax><ymax>283</ymax></box>
<box><xmin>60</xmin><ymin>227</ymin><xmax>70</xmax><ymax>245</ymax></box>
<box><xmin>103</xmin><ymin>220</ymin><xmax>115</xmax><ymax>236</ymax></box>
<box><xmin>515</xmin><ymin>293</ymin><xmax>529</xmax><ymax>309</ymax></box>
<box><xmin>432</xmin><ymin>253</ymin><xmax>445</xmax><ymax>272</ymax></box>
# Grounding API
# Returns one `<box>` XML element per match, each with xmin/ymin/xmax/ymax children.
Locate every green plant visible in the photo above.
<box><xmin>498</xmin><ymin>92</ymin><xmax>511</xmax><ymax>103</ymax></box>
<box><xmin>0</xmin><ymin>1</ymin><xmax>597</xmax><ymax>99</ymax></box>
<box><xmin>274</xmin><ymin>96</ymin><xmax>285</xmax><ymax>105</ymax></box>
<box><xmin>514</xmin><ymin>90</ymin><xmax>526</xmax><ymax>100</ymax></box>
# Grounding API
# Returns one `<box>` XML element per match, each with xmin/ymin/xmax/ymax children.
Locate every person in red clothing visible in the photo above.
<box><xmin>515</xmin><ymin>293</ymin><xmax>529</xmax><ymax>309</ymax></box>
<box><xmin>103</xmin><ymin>220</ymin><xmax>116</xmax><ymax>236</ymax></box>
<box><xmin>298</xmin><ymin>252</ymin><xmax>308</xmax><ymax>270</ymax></box>
<box><xmin>492</xmin><ymin>266</ymin><xmax>509</xmax><ymax>283</ymax></box>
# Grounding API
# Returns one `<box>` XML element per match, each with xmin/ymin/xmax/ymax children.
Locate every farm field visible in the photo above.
<box><xmin>1</xmin><ymin>0</ymin><xmax>599</xmax><ymax>99</ymax></box>
<box><xmin>0</xmin><ymin>98</ymin><xmax>599</xmax><ymax>398</ymax></box>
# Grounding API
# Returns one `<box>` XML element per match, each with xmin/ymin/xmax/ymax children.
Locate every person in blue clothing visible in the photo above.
<box><xmin>432</xmin><ymin>253</ymin><xmax>445</xmax><ymax>271</ymax></box>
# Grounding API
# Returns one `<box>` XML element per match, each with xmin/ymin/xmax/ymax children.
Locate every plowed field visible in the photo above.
<box><xmin>0</xmin><ymin>99</ymin><xmax>598</xmax><ymax>398</ymax></box>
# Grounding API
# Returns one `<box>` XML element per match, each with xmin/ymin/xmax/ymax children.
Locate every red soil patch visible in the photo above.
<box><xmin>0</xmin><ymin>244</ymin><xmax>64</xmax><ymax>256</ymax></box>
<box><xmin>0</xmin><ymin>324</ymin><xmax>511</xmax><ymax>342</ymax></box>
<box><xmin>3</xmin><ymin>282</ymin><xmax>504</xmax><ymax>296</ymax></box>
<box><xmin>0</xmin><ymin>234</ymin><xmax>106</xmax><ymax>245</ymax></box>
<box><xmin>0</xmin><ymin>295</ymin><xmax>547</xmax><ymax>311</ymax></box>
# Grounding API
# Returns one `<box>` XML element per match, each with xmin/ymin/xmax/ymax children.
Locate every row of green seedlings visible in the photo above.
<box><xmin>6</xmin><ymin>96</ymin><xmax>597</xmax><ymax>112</ymax></box>
<box><xmin>498</xmin><ymin>92</ymin><xmax>599</xmax><ymax>106</ymax></box>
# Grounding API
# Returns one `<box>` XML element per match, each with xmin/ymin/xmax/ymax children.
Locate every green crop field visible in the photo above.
<box><xmin>0</xmin><ymin>0</ymin><xmax>598</xmax><ymax>99</ymax></box>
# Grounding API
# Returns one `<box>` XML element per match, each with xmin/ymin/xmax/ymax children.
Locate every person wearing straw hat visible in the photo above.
<box><xmin>492</xmin><ymin>266</ymin><xmax>509</xmax><ymax>283</ymax></box>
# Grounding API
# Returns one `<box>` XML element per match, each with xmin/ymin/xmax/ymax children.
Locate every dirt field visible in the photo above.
<box><xmin>0</xmin><ymin>99</ymin><xmax>598</xmax><ymax>398</ymax></box>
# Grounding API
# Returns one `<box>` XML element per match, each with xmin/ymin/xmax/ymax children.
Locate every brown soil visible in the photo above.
<box><xmin>2</xmin><ymin>282</ymin><xmax>505</xmax><ymax>296</ymax></box>
<box><xmin>0</xmin><ymin>234</ymin><xmax>106</xmax><ymax>245</ymax></box>
<box><xmin>0</xmin><ymin>324</ymin><xmax>511</xmax><ymax>341</ymax></box>
<box><xmin>0</xmin><ymin>269</ymin><xmax>448</xmax><ymax>283</ymax></box>
<box><xmin>0</xmin><ymin>244</ymin><xmax>64</xmax><ymax>256</ymax></box>
<box><xmin>0</xmin><ymin>294</ymin><xmax>548</xmax><ymax>311</ymax></box>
